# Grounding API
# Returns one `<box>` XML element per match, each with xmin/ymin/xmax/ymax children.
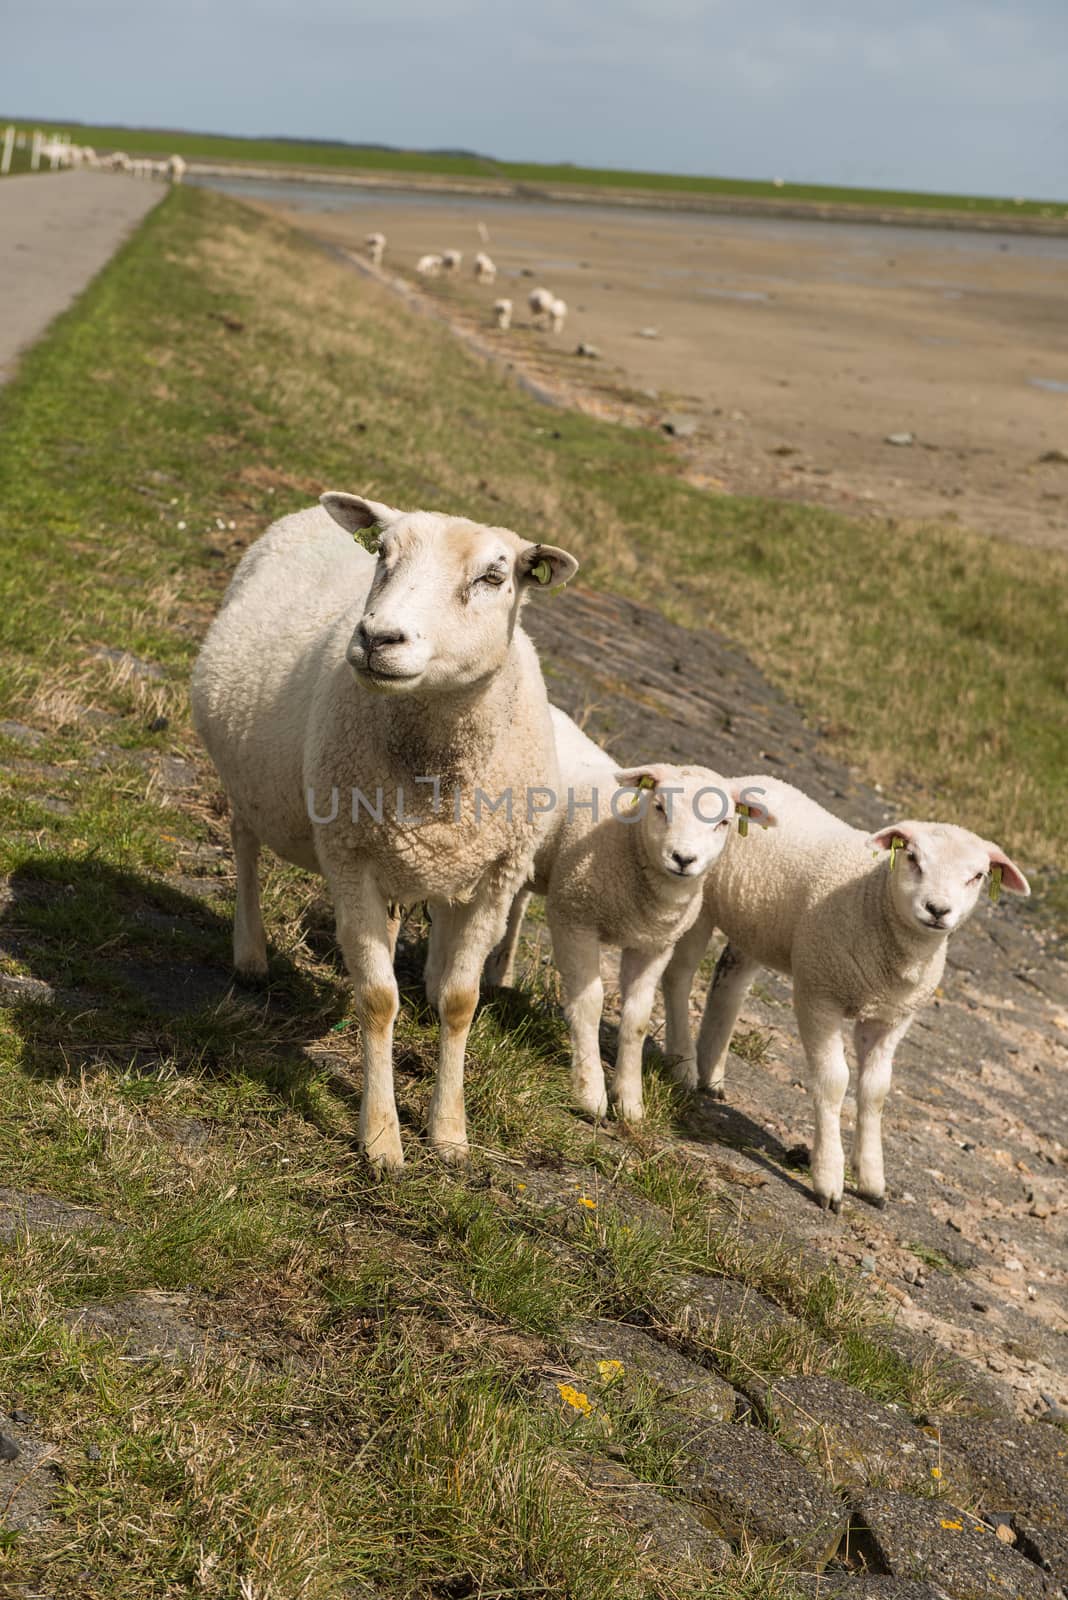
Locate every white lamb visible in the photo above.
<box><xmin>365</xmin><ymin>231</ymin><xmax>386</xmax><ymax>266</ymax></box>
<box><xmin>493</xmin><ymin>298</ymin><xmax>513</xmax><ymax>331</ymax></box>
<box><xmin>191</xmin><ymin>495</ymin><xmax>578</xmax><ymax>1171</ymax></box>
<box><xmin>167</xmin><ymin>154</ymin><xmax>187</xmax><ymax>184</ymax></box>
<box><xmin>416</xmin><ymin>254</ymin><xmax>443</xmax><ymax>277</ymax></box>
<box><xmin>549</xmin><ymin>297</ymin><xmax>568</xmax><ymax>334</ymax></box>
<box><xmin>441</xmin><ymin>249</ymin><xmax>462</xmax><ymax>272</ymax></box>
<box><xmin>661</xmin><ymin>778</ymin><xmax>1029</xmax><ymax>1212</ymax></box>
<box><xmin>528</xmin><ymin>286</ymin><xmax>555</xmax><ymax>326</ymax></box>
<box><xmin>485</xmin><ymin>709</ymin><xmax>769</xmax><ymax>1123</ymax></box>
<box><xmin>473</xmin><ymin>252</ymin><xmax>497</xmax><ymax>284</ymax></box>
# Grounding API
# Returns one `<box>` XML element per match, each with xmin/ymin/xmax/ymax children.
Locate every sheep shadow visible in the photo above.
<box><xmin>0</xmin><ymin>856</ymin><xmax>346</xmax><ymax>1108</ymax></box>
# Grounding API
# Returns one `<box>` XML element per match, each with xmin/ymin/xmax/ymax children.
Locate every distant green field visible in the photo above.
<box><xmin>4</xmin><ymin>115</ymin><xmax>1065</xmax><ymax>218</ymax></box>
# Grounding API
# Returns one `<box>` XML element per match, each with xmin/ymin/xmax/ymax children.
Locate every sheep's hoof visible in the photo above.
<box><xmin>431</xmin><ymin>1135</ymin><xmax>470</xmax><ymax>1165</ymax></box>
<box><xmin>859</xmin><ymin>1191</ymin><xmax>887</xmax><ymax>1210</ymax></box>
<box><xmin>363</xmin><ymin>1140</ymin><xmax>405</xmax><ymax>1175</ymax></box>
<box><xmin>815</xmin><ymin>1192</ymin><xmax>842</xmax><ymax>1215</ymax></box>
<box><xmin>233</xmin><ymin>961</ymin><xmax>268</xmax><ymax>988</ymax></box>
<box><xmin>702</xmin><ymin>1084</ymin><xmax>727</xmax><ymax>1103</ymax></box>
<box><xmin>611</xmin><ymin>1099</ymin><xmax>645</xmax><ymax>1125</ymax></box>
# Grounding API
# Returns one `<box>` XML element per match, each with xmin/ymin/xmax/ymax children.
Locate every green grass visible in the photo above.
<box><xmin>4</xmin><ymin>114</ymin><xmax>1066</xmax><ymax>216</ymax></box>
<box><xmin>0</xmin><ymin>184</ymin><xmax>1045</xmax><ymax>1594</ymax></box>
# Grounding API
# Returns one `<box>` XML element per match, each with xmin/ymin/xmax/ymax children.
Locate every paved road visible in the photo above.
<box><xmin>0</xmin><ymin>170</ymin><xmax>162</xmax><ymax>383</ymax></box>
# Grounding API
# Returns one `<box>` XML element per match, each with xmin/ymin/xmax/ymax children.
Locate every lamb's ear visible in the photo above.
<box><xmin>871</xmin><ymin>823</ymin><xmax>916</xmax><ymax>853</ymax></box>
<box><xmin>517</xmin><ymin>542</ymin><xmax>579</xmax><ymax>591</ymax></box>
<box><xmin>733</xmin><ymin>783</ymin><xmax>776</xmax><ymax>827</ymax></box>
<box><xmin>985</xmin><ymin>843</ymin><xmax>1030</xmax><ymax>896</ymax></box>
<box><xmin>320</xmin><ymin>492</ymin><xmax>400</xmax><ymax>534</ymax></box>
<box><xmin>614</xmin><ymin>765</ymin><xmax>669</xmax><ymax>790</ymax></box>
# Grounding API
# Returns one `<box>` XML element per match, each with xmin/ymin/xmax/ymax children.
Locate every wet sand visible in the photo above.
<box><xmin>211</xmin><ymin>178</ymin><xmax>1068</xmax><ymax>549</ymax></box>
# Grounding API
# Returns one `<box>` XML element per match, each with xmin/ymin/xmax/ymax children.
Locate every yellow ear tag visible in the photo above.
<box><xmin>989</xmin><ymin>865</ymin><xmax>1003</xmax><ymax>903</ymax></box>
<box><xmin>637</xmin><ymin>774</ymin><xmax>656</xmax><ymax>790</ymax></box>
<box><xmin>530</xmin><ymin>559</ymin><xmax>553</xmax><ymax>586</ymax></box>
<box><xmin>889</xmin><ymin>837</ymin><xmax>902</xmax><ymax>871</ymax></box>
<box><xmin>737</xmin><ymin>802</ymin><xmax>749</xmax><ymax>837</ymax></box>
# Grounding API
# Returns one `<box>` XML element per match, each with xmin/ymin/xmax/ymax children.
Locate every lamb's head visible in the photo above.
<box><xmin>321</xmin><ymin>492</ymin><xmax>578</xmax><ymax>694</ymax></box>
<box><xmin>871</xmin><ymin>821</ymin><xmax>1029</xmax><ymax>935</ymax></box>
<box><xmin>614</xmin><ymin>766</ymin><xmax>776</xmax><ymax>881</ymax></box>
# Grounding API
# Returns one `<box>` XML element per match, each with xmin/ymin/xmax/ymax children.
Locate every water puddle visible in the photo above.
<box><xmin>1028</xmin><ymin>376</ymin><xmax>1068</xmax><ymax>394</ymax></box>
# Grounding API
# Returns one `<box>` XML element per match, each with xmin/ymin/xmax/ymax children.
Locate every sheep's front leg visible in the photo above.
<box><xmin>696</xmin><ymin>942</ymin><xmax>760</xmax><ymax>1098</ymax></box>
<box><xmin>330</xmin><ymin>865</ymin><xmax>403</xmax><ymax>1171</ymax></box>
<box><xmin>483</xmin><ymin>886</ymin><xmax>533</xmax><ymax>988</ymax></box>
<box><xmin>795</xmin><ymin>994</ymin><xmax>850</xmax><ymax>1213</ymax></box>
<box><xmin>424</xmin><ymin>893</ymin><xmax>513</xmax><ymax>1160</ymax></box>
<box><xmin>612</xmin><ymin>945</ymin><xmax>674</xmax><ymax>1122</ymax></box>
<box><xmin>549</xmin><ymin>914</ymin><xmax>607</xmax><ymax>1121</ymax></box>
<box><xmin>661</xmin><ymin>905</ymin><xmax>715</xmax><ymax>1088</ymax></box>
<box><xmin>231</xmin><ymin>813</ymin><xmax>267</xmax><ymax>978</ymax></box>
<box><xmin>853</xmin><ymin>1016</ymin><xmax>910</xmax><ymax>1208</ymax></box>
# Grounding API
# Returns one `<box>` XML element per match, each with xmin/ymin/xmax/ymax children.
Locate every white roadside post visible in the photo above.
<box><xmin>1</xmin><ymin>126</ymin><xmax>14</xmax><ymax>176</ymax></box>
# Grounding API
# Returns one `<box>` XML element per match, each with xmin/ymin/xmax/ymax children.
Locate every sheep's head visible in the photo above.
<box><xmin>613</xmin><ymin>767</ymin><xmax>775</xmax><ymax>881</ymax></box>
<box><xmin>871</xmin><ymin>821</ymin><xmax>1029</xmax><ymax>935</ymax></box>
<box><xmin>321</xmin><ymin>492</ymin><xmax>577</xmax><ymax>695</ymax></box>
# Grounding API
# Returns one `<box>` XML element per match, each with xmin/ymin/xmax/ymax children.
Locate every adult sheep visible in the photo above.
<box><xmin>366</xmin><ymin>231</ymin><xmax>386</xmax><ymax>266</ymax></box>
<box><xmin>191</xmin><ymin>495</ymin><xmax>578</xmax><ymax>1169</ymax></box>
<box><xmin>473</xmin><ymin>252</ymin><xmax>497</xmax><ymax>283</ymax></box>
<box><xmin>661</xmin><ymin>777</ymin><xmax>1029</xmax><ymax>1212</ymax></box>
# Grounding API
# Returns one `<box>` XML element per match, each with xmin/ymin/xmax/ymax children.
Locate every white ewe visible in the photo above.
<box><xmin>167</xmin><ymin>154</ymin><xmax>187</xmax><ymax>184</ymax></box>
<box><xmin>528</xmin><ymin>286</ymin><xmax>555</xmax><ymax>325</ymax></box>
<box><xmin>441</xmin><ymin>249</ymin><xmax>462</xmax><ymax>272</ymax></box>
<box><xmin>549</xmin><ymin>297</ymin><xmax>567</xmax><ymax>334</ymax></box>
<box><xmin>473</xmin><ymin>252</ymin><xmax>497</xmax><ymax>284</ymax></box>
<box><xmin>365</xmin><ymin>231</ymin><xmax>386</xmax><ymax>266</ymax></box>
<box><xmin>493</xmin><ymin>298</ymin><xmax>513</xmax><ymax>331</ymax></box>
<box><xmin>661</xmin><ymin>778</ymin><xmax>1029</xmax><ymax>1211</ymax></box>
<box><xmin>416</xmin><ymin>254</ymin><xmax>443</xmax><ymax>277</ymax></box>
<box><xmin>191</xmin><ymin>496</ymin><xmax>578</xmax><ymax>1171</ymax></box>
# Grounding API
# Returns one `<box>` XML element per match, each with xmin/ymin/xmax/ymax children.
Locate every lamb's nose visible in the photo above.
<box><xmin>671</xmin><ymin>850</ymin><xmax>698</xmax><ymax>872</ymax></box>
<box><xmin>359</xmin><ymin>619</ymin><xmax>409</xmax><ymax>652</ymax></box>
<box><xmin>924</xmin><ymin>900</ymin><xmax>950</xmax><ymax>919</ymax></box>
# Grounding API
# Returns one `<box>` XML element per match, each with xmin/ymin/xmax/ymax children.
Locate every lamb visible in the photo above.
<box><xmin>167</xmin><ymin>153</ymin><xmax>187</xmax><ymax>184</ymax></box>
<box><xmin>191</xmin><ymin>495</ymin><xmax>578</xmax><ymax>1171</ymax></box>
<box><xmin>528</xmin><ymin>286</ymin><xmax>555</xmax><ymax>324</ymax></box>
<box><xmin>441</xmin><ymin>249</ymin><xmax>463</xmax><ymax>272</ymax></box>
<box><xmin>416</xmin><ymin>254</ymin><xmax>443</xmax><ymax>277</ymax></box>
<box><xmin>473</xmin><ymin>251</ymin><xmax>497</xmax><ymax>283</ymax></box>
<box><xmin>549</xmin><ymin>297</ymin><xmax>568</xmax><ymax>334</ymax></box>
<box><xmin>484</xmin><ymin>709</ymin><xmax>767</xmax><ymax>1123</ymax></box>
<box><xmin>365</xmin><ymin>231</ymin><xmax>386</xmax><ymax>266</ymax></box>
<box><xmin>493</xmin><ymin>298</ymin><xmax>513</xmax><ymax>331</ymax></box>
<box><xmin>660</xmin><ymin>777</ymin><xmax>1029</xmax><ymax>1212</ymax></box>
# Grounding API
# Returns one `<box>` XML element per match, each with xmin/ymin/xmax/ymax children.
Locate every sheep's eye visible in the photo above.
<box><xmin>653</xmin><ymin>795</ymin><xmax>666</xmax><ymax>814</ymax></box>
<box><xmin>967</xmin><ymin>871</ymin><xmax>984</xmax><ymax>886</ymax></box>
<box><xmin>477</xmin><ymin>568</ymin><xmax>506</xmax><ymax>587</ymax></box>
<box><xmin>906</xmin><ymin>849</ymin><xmax>919</xmax><ymax>868</ymax></box>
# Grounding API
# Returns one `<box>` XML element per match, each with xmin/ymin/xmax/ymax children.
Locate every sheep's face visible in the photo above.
<box><xmin>872</xmin><ymin>822</ymin><xmax>1029</xmax><ymax>934</ymax></box>
<box><xmin>321</xmin><ymin>494</ymin><xmax>577</xmax><ymax>695</ymax></box>
<box><xmin>614</xmin><ymin>766</ymin><xmax>766</xmax><ymax>882</ymax></box>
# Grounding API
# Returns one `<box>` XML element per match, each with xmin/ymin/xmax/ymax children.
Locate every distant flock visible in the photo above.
<box><xmin>365</xmin><ymin>231</ymin><xmax>567</xmax><ymax>338</ymax></box>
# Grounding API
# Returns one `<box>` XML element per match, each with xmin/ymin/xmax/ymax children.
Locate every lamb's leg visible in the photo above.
<box><xmin>331</xmin><ymin>865</ymin><xmax>403</xmax><ymax>1170</ymax></box>
<box><xmin>423</xmin><ymin>892</ymin><xmax>515</xmax><ymax>1160</ymax></box>
<box><xmin>483</xmin><ymin>886</ymin><xmax>532</xmax><ymax>988</ymax></box>
<box><xmin>853</xmin><ymin>1016</ymin><xmax>910</xmax><ymax>1208</ymax></box>
<box><xmin>612</xmin><ymin>944</ymin><xmax>674</xmax><ymax>1122</ymax></box>
<box><xmin>794</xmin><ymin>995</ymin><xmax>850</xmax><ymax>1213</ymax></box>
<box><xmin>661</xmin><ymin>904</ymin><xmax>715</xmax><ymax>1088</ymax></box>
<box><xmin>696</xmin><ymin>942</ymin><xmax>760</xmax><ymax>1098</ymax></box>
<box><xmin>231</xmin><ymin>814</ymin><xmax>267</xmax><ymax>978</ymax></box>
<box><xmin>549</xmin><ymin>915</ymin><xmax>607</xmax><ymax>1121</ymax></box>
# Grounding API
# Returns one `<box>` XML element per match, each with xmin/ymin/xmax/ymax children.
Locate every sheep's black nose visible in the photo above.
<box><xmin>358</xmin><ymin>619</ymin><xmax>409</xmax><ymax>652</ymax></box>
<box><xmin>924</xmin><ymin>900</ymin><xmax>950</xmax><ymax>919</ymax></box>
<box><xmin>671</xmin><ymin>850</ymin><xmax>698</xmax><ymax>871</ymax></box>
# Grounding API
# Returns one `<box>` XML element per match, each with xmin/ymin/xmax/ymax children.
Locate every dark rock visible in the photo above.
<box><xmin>568</xmin><ymin>1450</ymin><xmax>730</xmax><ymax>1571</ymax></box>
<box><xmin>147</xmin><ymin>714</ymin><xmax>170</xmax><ymax>732</ymax></box>
<box><xmin>794</xmin><ymin>1575</ymin><xmax>948</xmax><ymax>1598</ymax></box>
<box><xmin>89</xmin><ymin>646</ymin><xmax>164</xmax><ymax>680</ymax></box>
<box><xmin>0</xmin><ymin>1188</ymin><xmax>110</xmax><ymax>1240</ymax></box>
<box><xmin>670</xmin><ymin>1416</ymin><xmax>848</xmax><ymax>1567</ymax></box>
<box><xmin>9</xmin><ymin>1411</ymin><xmax>32</xmax><ymax>1425</ymax></box>
<box><xmin>849</xmin><ymin>1491</ymin><xmax>1058</xmax><ymax>1598</ymax></box>
<box><xmin>935</xmin><ymin>1414</ymin><xmax>1068</xmax><ymax>1585</ymax></box>
<box><xmin>63</xmin><ymin>1292</ymin><xmax>205</xmax><ymax>1359</ymax></box>
<box><xmin>562</xmin><ymin>1318</ymin><xmax>736</xmax><ymax>1421</ymax></box>
<box><xmin>661</xmin><ymin>413</ymin><xmax>699</xmax><ymax>439</ymax></box>
<box><xmin>1036</xmin><ymin>449</ymin><xmax>1068</xmax><ymax>464</ymax></box>
<box><xmin>0</xmin><ymin>974</ymin><xmax>57</xmax><ymax>1005</ymax></box>
<box><xmin>0</xmin><ymin>1420</ymin><xmax>60</xmax><ymax>1529</ymax></box>
<box><xmin>762</xmin><ymin>1375</ymin><xmax>946</xmax><ymax>1495</ymax></box>
<box><xmin>0</xmin><ymin>720</ymin><xmax>45</xmax><ymax>748</ymax></box>
<box><xmin>664</xmin><ymin>1271</ymin><xmax>796</xmax><ymax>1339</ymax></box>
<box><xmin>0</xmin><ymin>1434</ymin><xmax>19</xmax><ymax>1462</ymax></box>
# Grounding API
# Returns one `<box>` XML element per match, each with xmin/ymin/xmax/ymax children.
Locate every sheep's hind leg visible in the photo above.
<box><xmin>696</xmin><ymin>942</ymin><xmax>759</xmax><ymax>1098</ymax></box>
<box><xmin>795</xmin><ymin>995</ymin><xmax>850</xmax><ymax>1213</ymax></box>
<box><xmin>661</xmin><ymin>904</ymin><xmax>715</xmax><ymax>1089</ymax></box>
<box><xmin>231</xmin><ymin>813</ymin><xmax>267</xmax><ymax>978</ymax></box>
<box><xmin>549</xmin><ymin>916</ymin><xmax>607</xmax><ymax>1121</ymax></box>
<box><xmin>483</xmin><ymin>886</ymin><xmax>532</xmax><ymax>988</ymax></box>
<box><xmin>853</xmin><ymin>1016</ymin><xmax>910</xmax><ymax>1208</ymax></box>
<box><xmin>331</xmin><ymin>865</ymin><xmax>403</xmax><ymax>1171</ymax></box>
<box><xmin>612</xmin><ymin>944</ymin><xmax>674</xmax><ymax>1122</ymax></box>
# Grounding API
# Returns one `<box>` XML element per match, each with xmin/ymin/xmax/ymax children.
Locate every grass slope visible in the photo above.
<box><xmin>4</xmin><ymin>116</ymin><xmax>1066</xmax><ymax>215</ymax></box>
<box><xmin>0</xmin><ymin>186</ymin><xmax>1055</xmax><ymax>1595</ymax></box>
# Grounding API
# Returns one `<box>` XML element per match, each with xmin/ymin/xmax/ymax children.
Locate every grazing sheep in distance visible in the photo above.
<box><xmin>473</xmin><ymin>251</ymin><xmax>497</xmax><ymax>283</ymax></box>
<box><xmin>416</xmin><ymin>254</ymin><xmax>443</xmax><ymax>277</ymax></box>
<box><xmin>191</xmin><ymin>495</ymin><xmax>578</xmax><ymax>1171</ymax></box>
<box><xmin>167</xmin><ymin>153</ymin><xmax>187</xmax><ymax>183</ymax></box>
<box><xmin>528</xmin><ymin>286</ymin><xmax>555</xmax><ymax>324</ymax></box>
<box><xmin>661</xmin><ymin>777</ymin><xmax>1029</xmax><ymax>1212</ymax></box>
<box><xmin>441</xmin><ymin>249</ymin><xmax>462</xmax><ymax>272</ymax></box>
<box><xmin>365</xmin><ymin>231</ymin><xmax>386</xmax><ymax>266</ymax></box>
<box><xmin>493</xmin><ymin>298</ymin><xmax>512</xmax><ymax>330</ymax></box>
<box><xmin>486</xmin><ymin>708</ymin><xmax>768</xmax><ymax>1123</ymax></box>
<box><xmin>549</xmin><ymin>297</ymin><xmax>568</xmax><ymax>334</ymax></box>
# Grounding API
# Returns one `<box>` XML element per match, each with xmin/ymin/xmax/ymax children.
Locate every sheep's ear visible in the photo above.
<box><xmin>733</xmin><ymin>784</ymin><xmax>776</xmax><ymax>827</ymax></box>
<box><xmin>518</xmin><ymin>542</ymin><xmax>579</xmax><ymax>591</ymax></box>
<box><xmin>320</xmin><ymin>492</ymin><xmax>400</xmax><ymax>534</ymax></box>
<box><xmin>870</xmin><ymin>823</ymin><xmax>915</xmax><ymax>853</ymax></box>
<box><xmin>985</xmin><ymin>844</ymin><xmax>1030</xmax><ymax>896</ymax></box>
<box><xmin>614</xmin><ymin>765</ymin><xmax>669</xmax><ymax>790</ymax></box>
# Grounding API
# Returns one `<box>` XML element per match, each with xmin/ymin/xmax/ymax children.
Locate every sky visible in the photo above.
<box><xmin>3</xmin><ymin>0</ymin><xmax>1066</xmax><ymax>198</ymax></box>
